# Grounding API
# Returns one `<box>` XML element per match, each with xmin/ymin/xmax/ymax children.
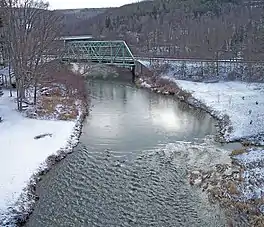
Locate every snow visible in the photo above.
<box><xmin>138</xmin><ymin>60</ymin><xmax>151</xmax><ymax>68</ymax></box>
<box><xmin>0</xmin><ymin>67</ymin><xmax>15</xmax><ymax>85</ymax></box>
<box><xmin>235</xmin><ymin>148</ymin><xmax>264</xmax><ymax>168</ymax></box>
<box><xmin>139</xmin><ymin>59</ymin><xmax>264</xmax><ymax>82</ymax></box>
<box><xmin>160</xmin><ymin>76</ymin><xmax>264</xmax><ymax>203</ymax></box>
<box><xmin>170</xmin><ymin>79</ymin><xmax>264</xmax><ymax>141</ymax></box>
<box><xmin>0</xmin><ymin>67</ymin><xmax>11</xmax><ymax>76</ymax></box>
<box><xmin>0</xmin><ymin>90</ymin><xmax>76</xmax><ymax>225</ymax></box>
<box><xmin>141</xmin><ymin>81</ymin><xmax>152</xmax><ymax>88</ymax></box>
<box><xmin>233</xmin><ymin>149</ymin><xmax>264</xmax><ymax>202</ymax></box>
<box><xmin>138</xmin><ymin>59</ymin><xmax>264</xmax><ymax>206</ymax></box>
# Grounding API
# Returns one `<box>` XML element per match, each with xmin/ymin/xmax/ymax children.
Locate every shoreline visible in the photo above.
<box><xmin>5</xmin><ymin>106</ymin><xmax>89</xmax><ymax>227</ymax></box>
<box><xmin>20</xmin><ymin>78</ymin><xmax>231</xmax><ymax>226</ymax></box>
<box><xmin>136</xmin><ymin>74</ymin><xmax>264</xmax><ymax>225</ymax></box>
<box><xmin>5</xmin><ymin>72</ymin><xmax>262</xmax><ymax>226</ymax></box>
<box><xmin>135</xmin><ymin>76</ymin><xmax>230</xmax><ymax>144</ymax></box>
<box><xmin>0</xmin><ymin>61</ymin><xmax>90</xmax><ymax>226</ymax></box>
<box><xmin>136</xmin><ymin>75</ymin><xmax>263</xmax><ymax>145</ymax></box>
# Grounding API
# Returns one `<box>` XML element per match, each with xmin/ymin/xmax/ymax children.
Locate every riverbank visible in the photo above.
<box><xmin>136</xmin><ymin>75</ymin><xmax>264</xmax><ymax>144</ymax></box>
<box><xmin>24</xmin><ymin>78</ymin><xmax>230</xmax><ymax>227</ymax></box>
<box><xmin>0</xmin><ymin>62</ymin><xmax>89</xmax><ymax>226</ymax></box>
<box><xmin>136</xmin><ymin>72</ymin><xmax>264</xmax><ymax>225</ymax></box>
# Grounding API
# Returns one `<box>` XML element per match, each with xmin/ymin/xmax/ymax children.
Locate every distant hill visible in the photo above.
<box><xmin>60</xmin><ymin>0</ymin><xmax>264</xmax><ymax>60</ymax></box>
<box><xmin>56</xmin><ymin>8</ymin><xmax>109</xmax><ymax>36</ymax></box>
<box><xmin>56</xmin><ymin>8</ymin><xmax>108</xmax><ymax>20</ymax></box>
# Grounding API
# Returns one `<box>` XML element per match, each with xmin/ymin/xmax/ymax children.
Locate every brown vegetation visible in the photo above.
<box><xmin>187</xmin><ymin>158</ymin><xmax>264</xmax><ymax>227</ymax></box>
<box><xmin>226</xmin><ymin>181</ymin><xmax>240</xmax><ymax>195</ymax></box>
<box><xmin>137</xmin><ymin>64</ymin><xmax>193</xmax><ymax>99</ymax></box>
<box><xmin>26</xmin><ymin>61</ymin><xmax>88</xmax><ymax>120</ymax></box>
<box><xmin>230</xmin><ymin>148</ymin><xmax>247</xmax><ymax>156</ymax></box>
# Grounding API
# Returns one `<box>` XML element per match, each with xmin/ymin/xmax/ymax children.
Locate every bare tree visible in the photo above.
<box><xmin>1</xmin><ymin>0</ymin><xmax>62</xmax><ymax>111</ymax></box>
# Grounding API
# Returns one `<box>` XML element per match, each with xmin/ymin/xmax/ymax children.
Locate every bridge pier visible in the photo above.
<box><xmin>131</xmin><ymin>65</ymin><xmax>136</xmax><ymax>83</ymax></box>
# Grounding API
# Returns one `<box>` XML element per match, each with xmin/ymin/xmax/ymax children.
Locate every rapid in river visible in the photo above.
<box><xmin>26</xmin><ymin>79</ymin><xmax>238</xmax><ymax>227</ymax></box>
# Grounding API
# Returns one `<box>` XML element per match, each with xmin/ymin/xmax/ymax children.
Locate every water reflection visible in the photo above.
<box><xmin>87</xmin><ymin>80</ymin><xmax>215</xmax><ymax>144</ymax></box>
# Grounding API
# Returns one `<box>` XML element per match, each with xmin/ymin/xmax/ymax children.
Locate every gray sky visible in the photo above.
<box><xmin>49</xmin><ymin>0</ymin><xmax>137</xmax><ymax>9</ymax></box>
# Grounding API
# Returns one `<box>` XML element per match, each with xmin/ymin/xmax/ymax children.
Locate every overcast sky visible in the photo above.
<box><xmin>49</xmin><ymin>0</ymin><xmax>137</xmax><ymax>9</ymax></box>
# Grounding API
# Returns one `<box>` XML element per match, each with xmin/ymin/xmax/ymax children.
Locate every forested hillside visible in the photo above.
<box><xmin>56</xmin><ymin>8</ymin><xmax>108</xmax><ymax>36</ymax></box>
<box><xmin>65</xmin><ymin>0</ymin><xmax>264</xmax><ymax>60</ymax></box>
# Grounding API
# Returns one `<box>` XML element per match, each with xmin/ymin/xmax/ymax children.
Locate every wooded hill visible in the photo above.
<box><xmin>56</xmin><ymin>8</ymin><xmax>108</xmax><ymax>36</ymax></box>
<box><xmin>62</xmin><ymin>0</ymin><xmax>264</xmax><ymax>60</ymax></box>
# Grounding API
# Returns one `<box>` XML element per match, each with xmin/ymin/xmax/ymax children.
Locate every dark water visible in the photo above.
<box><xmin>26</xmin><ymin>80</ymin><xmax>233</xmax><ymax>227</ymax></box>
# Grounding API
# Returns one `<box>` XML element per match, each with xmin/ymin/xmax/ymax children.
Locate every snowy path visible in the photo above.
<box><xmin>0</xmin><ymin>91</ymin><xmax>75</xmax><ymax>224</ymax></box>
<box><xmin>169</xmin><ymin>79</ymin><xmax>264</xmax><ymax>141</ymax></box>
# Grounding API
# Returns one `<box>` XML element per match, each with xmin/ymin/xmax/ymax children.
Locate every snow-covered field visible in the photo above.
<box><xmin>170</xmin><ymin>79</ymin><xmax>264</xmax><ymax>142</ymax></box>
<box><xmin>0</xmin><ymin>90</ymin><xmax>78</xmax><ymax>225</ymax></box>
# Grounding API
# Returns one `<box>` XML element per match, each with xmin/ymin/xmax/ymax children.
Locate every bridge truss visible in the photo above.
<box><xmin>63</xmin><ymin>40</ymin><xmax>136</xmax><ymax>68</ymax></box>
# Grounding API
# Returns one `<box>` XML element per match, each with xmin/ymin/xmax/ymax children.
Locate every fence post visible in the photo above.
<box><xmin>201</xmin><ymin>61</ymin><xmax>204</xmax><ymax>78</ymax></box>
<box><xmin>182</xmin><ymin>61</ymin><xmax>186</xmax><ymax>78</ymax></box>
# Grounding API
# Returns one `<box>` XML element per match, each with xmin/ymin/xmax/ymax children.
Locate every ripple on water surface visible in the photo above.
<box><xmin>26</xmin><ymin>80</ymin><xmax>229</xmax><ymax>227</ymax></box>
<box><xmin>28</xmin><ymin>142</ymin><xmax>229</xmax><ymax>227</ymax></box>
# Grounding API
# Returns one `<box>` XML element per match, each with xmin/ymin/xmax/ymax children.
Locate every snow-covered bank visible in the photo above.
<box><xmin>233</xmin><ymin>148</ymin><xmax>264</xmax><ymax>202</ymax></box>
<box><xmin>172</xmin><ymin>79</ymin><xmax>264</xmax><ymax>143</ymax></box>
<box><xmin>136</xmin><ymin>62</ymin><xmax>264</xmax><ymax>224</ymax></box>
<box><xmin>137</xmin><ymin>72</ymin><xmax>264</xmax><ymax>224</ymax></box>
<box><xmin>137</xmin><ymin>72</ymin><xmax>264</xmax><ymax>144</ymax></box>
<box><xmin>0</xmin><ymin>90</ymin><xmax>86</xmax><ymax>226</ymax></box>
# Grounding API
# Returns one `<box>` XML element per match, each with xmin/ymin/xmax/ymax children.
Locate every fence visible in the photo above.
<box><xmin>137</xmin><ymin>57</ymin><xmax>264</xmax><ymax>82</ymax></box>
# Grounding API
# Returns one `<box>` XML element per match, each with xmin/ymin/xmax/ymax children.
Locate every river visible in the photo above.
<box><xmin>26</xmin><ymin>79</ymin><xmax>237</xmax><ymax>227</ymax></box>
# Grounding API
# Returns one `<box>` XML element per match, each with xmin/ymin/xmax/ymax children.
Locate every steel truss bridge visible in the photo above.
<box><xmin>62</xmin><ymin>36</ymin><xmax>136</xmax><ymax>68</ymax></box>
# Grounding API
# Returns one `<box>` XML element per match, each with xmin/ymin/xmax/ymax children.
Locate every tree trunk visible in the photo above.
<box><xmin>16</xmin><ymin>84</ymin><xmax>22</xmax><ymax>111</ymax></box>
<box><xmin>33</xmin><ymin>79</ymin><xmax>37</xmax><ymax>105</ymax></box>
<box><xmin>8</xmin><ymin>63</ymin><xmax>12</xmax><ymax>97</ymax></box>
<box><xmin>16</xmin><ymin>75</ymin><xmax>24</xmax><ymax>112</ymax></box>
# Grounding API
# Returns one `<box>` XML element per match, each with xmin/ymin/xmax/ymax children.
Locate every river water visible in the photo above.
<box><xmin>26</xmin><ymin>79</ymin><xmax>236</xmax><ymax>227</ymax></box>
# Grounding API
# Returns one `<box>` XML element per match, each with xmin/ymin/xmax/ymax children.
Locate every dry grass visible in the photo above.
<box><xmin>251</xmin><ymin>215</ymin><xmax>264</xmax><ymax>227</ymax></box>
<box><xmin>230</xmin><ymin>148</ymin><xmax>247</xmax><ymax>156</ymax></box>
<box><xmin>203</xmin><ymin>167</ymin><xmax>264</xmax><ymax>225</ymax></box>
<box><xmin>36</xmin><ymin>95</ymin><xmax>79</xmax><ymax>120</ymax></box>
<box><xmin>226</xmin><ymin>181</ymin><xmax>240</xmax><ymax>195</ymax></box>
<box><xmin>26</xmin><ymin>62</ymin><xmax>88</xmax><ymax>120</ymax></box>
<box><xmin>139</xmin><ymin>73</ymin><xmax>193</xmax><ymax>100</ymax></box>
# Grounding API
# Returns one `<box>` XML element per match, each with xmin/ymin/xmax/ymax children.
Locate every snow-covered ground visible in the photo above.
<box><xmin>0</xmin><ymin>90</ymin><xmax>77</xmax><ymax>225</ymax></box>
<box><xmin>161</xmin><ymin>78</ymin><xmax>264</xmax><ymax>211</ymax></box>
<box><xmin>169</xmin><ymin>79</ymin><xmax>264</xmax><ymax>142</ymax></box>
<box><xmin>233</xmin><ymin>148</ymin><xmax>264</xmax><ymax>203</ymax></box>
<box><xmin>0</xmin><ymin>67</ymin><xmax>15</xmax><ymax>86</ymax></box>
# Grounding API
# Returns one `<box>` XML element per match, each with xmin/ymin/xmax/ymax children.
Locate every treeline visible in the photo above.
<box><xmin>66</xmin><ymin>0</ymin><xmax>264</xmax><ymax>60</ymax></box>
